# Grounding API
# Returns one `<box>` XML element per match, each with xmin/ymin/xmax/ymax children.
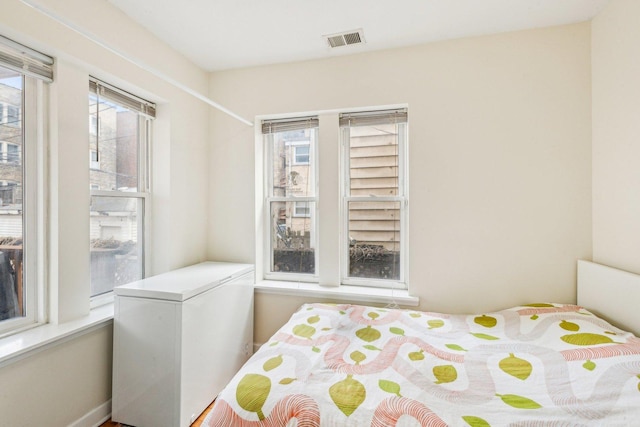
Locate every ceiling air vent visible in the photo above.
<box><xmin>324</xmin><ymin>29</ymin><xmax>365</xmax><ymax>49</ymax></box>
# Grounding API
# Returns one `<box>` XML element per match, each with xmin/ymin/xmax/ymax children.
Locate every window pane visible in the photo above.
<box><xmin>270</xmin><ymin>201</ymin><xmax>315</xmax><ymax>274</ymax></box>
<box><xmin>270</xmin><ymin>129</ymin><xmax>315</xmax><ymax>197</ymax></box>
<box><xmin>89</xmin><ymin>94</ymin><xmax>140</xmax><ymax>191</ymax></box>
<box><xmin>0</xmin><ymin>68</ymin><xmax>24</xmax><ymax>322</ymax></box>
<box><xmin>90</xmin><ymin>196</ymin><xmax>142</xmax><ymax>297</ymax></box>
<box><xmin>348</xmin><ymin>201</ymin><xmax>401</xmax><ymax>280</ymax></box>
<box><xmin>348</xmin><ymin>123</ymin><xmax>399</xmax><ymax>197</ymax></box>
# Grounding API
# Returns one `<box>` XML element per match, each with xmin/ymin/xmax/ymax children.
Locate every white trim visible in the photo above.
<box><xmin>68</xmin><ymin>400</ymin><xmax>111</xmax><ymax>427</ymax></box>
<box><xmin>340</xmin><ymin>120</ymin><xmax>408</xmax><ymax>289</ymax></box>
<box><xmin>254</xmin><ymin>279</ymin><xmax>419</xmax><ymax>306</ymax></box>
<box><xmin>0</xmin><ymin>303</ymin><xmax>113</xmax><ymax>368</ymax></box>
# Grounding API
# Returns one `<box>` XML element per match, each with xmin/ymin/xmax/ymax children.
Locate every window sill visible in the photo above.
<box><xmin>254</xmin><ymin>280</ymin><xmax>419</xmax><ymax>307</ymax></box>
<box><xmin>0</xmin><ymin>303</ymin><xmax>114</xmax><ymax>368</ymax></box>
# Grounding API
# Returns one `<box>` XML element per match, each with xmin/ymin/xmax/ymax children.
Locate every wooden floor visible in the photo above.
<box><xmin>101</xmin><ymin>399</ymin><xmax>215</xmax><ymax>427</ymax></box>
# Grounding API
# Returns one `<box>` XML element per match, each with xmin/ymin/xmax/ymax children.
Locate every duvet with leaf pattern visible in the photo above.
<box><xmin>203</xmin><ymin>303</ymin><xmax>640</xmax><ymax>426</ymax></box>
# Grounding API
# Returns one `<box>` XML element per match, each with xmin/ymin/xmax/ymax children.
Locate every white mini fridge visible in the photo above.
<box><xmin>112</xmin><ymin>262</ymin><xmax>254</xmax><ymax>427</ymax></box>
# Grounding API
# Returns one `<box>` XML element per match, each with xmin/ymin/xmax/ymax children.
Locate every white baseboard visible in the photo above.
<box><xmin>68</xmin><ymin>400</ymin><xmax>111</xmax><ymax>427</ymax></box>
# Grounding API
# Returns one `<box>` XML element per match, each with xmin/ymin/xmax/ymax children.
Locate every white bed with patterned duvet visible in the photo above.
<box><xmin>203</xmin><ymin>261</ymin><xmax>640</xmax><ymax>426</ymax></box>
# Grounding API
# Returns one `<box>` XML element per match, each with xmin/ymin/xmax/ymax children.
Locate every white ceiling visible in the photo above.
<box><xmin>108</xmin><ymin>0</ymin><xmax>611</xmax><ymax>72</ymax></box>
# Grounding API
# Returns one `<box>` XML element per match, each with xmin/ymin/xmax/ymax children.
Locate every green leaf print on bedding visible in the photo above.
<box><xmin>263</xmin><ymin>355</ymin><xmax>282</xmax><ymax>372</ymax></box>
<box><xmin>499</xmin><ymin>354</ymin><xmax>532</xmax><ymax>380</ymax></box>
<box><xmin>582</xmin><ymin>360</ymin><xmax>596</xmax><ymax>371</ymax></box>
<box><xmin>390</xmin><ymin>327</ymin><xmax>405</xmax><ymax>336</ymax></box>
<box><xmin>330</xmin><ymin>375</ymin><xmax>366</xmax><ymax>417</ymax></box>
<box><xmin>559</xmin><ymin>320</ymin><xmax>580</xmax><ymax>331</ymax></box>
<box><xmin>409</xmin><ymin>350</ymin><xmax>425</xmax><ymax>361</ymax></box>
<box><xmin>560</xmin><ymin>333</ymin><xmax>617</xmax><ymax>346</ymax></box>
<box><xmin>350</xmin><ymin>351</ymin><xmax>366</xmax><ymax>365</ymax></box>
<box><xmin>471</xmin><ymin>333</ymin><xmax>499</xmax><ymax>341</ymax></box>
<box><xmin>356</xmin><ymin>325</ymin><xmax>381</xmax><ymax>342</ymax></box>
<box><xmin>474</xmin><ymin>315</ymin><xmax>497</xmax><ymax>328</ymax></box>
<box><xmin>236</xmin><ymin>373</ymin><xmax>271</xmax><ymax>420</ymax></box>
<box><xmin>293</xmin><ymin>324</ymin><xmax>316</xmax><ymax>339</ymax></box>
<box><xmin>462</xmin><ymin>415</ymin><xmax>491</xmax><ymax>427</ymax></box>
<box><xmin>307</xmin><ymin>315</ymin><xmax>320</xmax><ymax>324</ymax></box>
<box><xmin>379</xmin><ymin>379</ymin><xmax>402</xmax><ymax>397</ymax></box>
<box><xmin>433</xmin><ymin>365</ymin><xmax>458</xmax><ymax>384</ymax></box>
<box><xmin>428</xmin><ymin>319</ymin><xmax>445</xmax><ymax>329</ymax></box>
<box><xmin>446</xmin><ymin>343</ymin><xmax>467</xmax><ymax>352</ymax></box>
<box><xmin>496</xmin><ymin>393</ymin><xmax>541</xmax><ymax>409</ymax></box>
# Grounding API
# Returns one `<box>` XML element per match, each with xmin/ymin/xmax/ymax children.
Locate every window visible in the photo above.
<box><xmin>89</xmin><ymin>149</ymin><xmax>99</xmax><ymax>169</ymax></box>
<box><xmin>340</xmin><ymin>109</ymin><xmax>408</xmax><ymax>287</ymax></box>
<box><xmin>293</xmin><ymin>143</ymin><xmax>310</xmax><ymax>165</ymax></box>
<box><xmin>0</xmin><ymin>35</ymin><xmax>51</xmax><ymax>336</ymax></box>
<box><xmin>263</xmin><ymin>117</ymin><xmax>318</xmax><ymax>279</ymax></box>
<box><xmin>293</xmin><ymin>201</ymin><xmax>311</xmax><ymax>217</ymax></box>
<box><xmin>89</xmin><ymin>78</ymin><xmax>154</xmax><ymax>298</ymax></box>
<box><xmin>261</xmin><ymin>108</ymin><xmax>408</xmax><ymax>290</ymax></box>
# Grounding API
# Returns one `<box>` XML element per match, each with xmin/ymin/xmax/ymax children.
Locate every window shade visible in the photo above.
<box><xmin>0</xmin><ymin>34</ymin><xmax>53</xmax><ymax>82</ymax></box>
<box><xmin>339</xmin><ymin>109</ymin><xmax>408</xmax><ymax>127</ymax></box>
<box><xmin>90</xmin><ymin>78</ymin><xmax>156</xmax><ymax>118</ymax></box>
<box><xmin>261</xmin><ymin>116</ymin><xmax>319</xmax><ymax>134</ymax></box>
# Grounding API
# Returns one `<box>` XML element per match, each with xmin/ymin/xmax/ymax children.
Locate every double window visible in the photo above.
<box><xmin>263</xmin><ymin>109</ymin><xmax>408</xmax><ymax>289</ymax></box>
<box><xmin>0</xmin><ymin>35</ymin><xmax>51</xmax><ymax>336</ymax></box>
<box><xmin>89</xmin><ymin>78</ymin><xmax>154</xmax><ymax>299</ymax></box>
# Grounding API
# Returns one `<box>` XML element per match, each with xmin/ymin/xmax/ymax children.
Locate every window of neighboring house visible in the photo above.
<box><xmin>340</xmin><ymin>109</ymin><xmax>408</xmax><ymax>288</ymax></box>
<box><xmin>6</xmin><ymin>143</ymin><xmax>19</xmax><ymax>164</ymax></box>
<box><xmin>6</xmin><ymin>105</ymin><xmax>19</xmax><ymax>128</ymax></box>
<box><xmin>263</xmin><ymin>116</ymin><xmax>318</xmax><ymax>279</ymax></box>
<box><xmin>292</xmin><ymin>143</ymin><xmax>310</xmax><ymax>165</ymax></box>
<box><xmin>90</xmin><ymin>149</ymin><xmax>99</xmax><ymax>169</ymax></box>
<box><xmin>293</xmin><ymin>201</ymin><xmax>311</xmax><ymax>217</ymax></box>
<box><xmin>89</xmin><ymin>77</ymin><xmax>155</xmax><ymax>300</ymax></box>
<box><xmin>0</xmin><ymin>35</ymin><xmax>52</xmax><ymax>337</ymax></box>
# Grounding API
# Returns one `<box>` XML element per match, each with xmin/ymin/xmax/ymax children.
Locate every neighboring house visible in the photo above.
<box><xmin>273</xmin><ymin>125</ymin><xmax>401</xmax><ymax>251</ymax></box>
<box><xmin>0</xmin><ymin>81</ymin><xmax>22</xmax><ymax>239</ymax></box>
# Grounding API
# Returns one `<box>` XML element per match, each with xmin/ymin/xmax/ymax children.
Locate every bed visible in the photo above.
<box><xmin>203</xmin><ymin>261</ymin><xmax>640</xmax><ymax>426</ymax></box>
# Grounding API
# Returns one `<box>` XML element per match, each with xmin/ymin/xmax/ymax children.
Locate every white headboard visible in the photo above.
<box><xmin>577</xmin><ymin>260</ymin><xmax>640</xmax><ymax>337</ymax></box>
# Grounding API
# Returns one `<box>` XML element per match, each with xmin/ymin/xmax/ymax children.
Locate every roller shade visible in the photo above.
<box><xmin>90</xmin><ymin>78</ymin><xmax>156</xmax><ymax>118</ymax></box>
<box><xmin>339</xmin><ymin>109</ymin><xmax>407</xmax><ymax>127</ymax></box>
<box><xmin>0</xmin><ymin>34</ymin><xmax>53</xmax><ymax>82</ymax></box>
<box><xmin>261</xmin><ymin>116</ymin><xmax>319</xmax><ymax>134</ymax></box>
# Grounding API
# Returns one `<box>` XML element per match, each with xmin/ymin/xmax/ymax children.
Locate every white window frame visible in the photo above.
<box><xmin>0</xmin><ymin>75</ymin><xmax>46</xmax><ymax>337</ymax></box>
<box><xmin>263</xmin><ymin>118</ymin><xmax>319</xmax><ymax>283</ymax></box>
<box><xmin>89</xmin><ymin>78</ymin><xmax>153</xmax><ymax>307</ymax></box>
<box><xmin>340</xmin><ymin>111</ymin><xmax>408</xmax><ymax>289</ymax></box>
<box><xmin>260</xmin><ymin>107</ymin><xmax>408</xmax><ymax>291</ymax></box>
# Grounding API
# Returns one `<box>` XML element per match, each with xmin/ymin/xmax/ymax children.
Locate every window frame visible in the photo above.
<box><xmin>339</xmin><ymin>114</ymin><xmax>408</xmax><ymax>289</ymax></box>
<box><xmin>0</xmin><ymin>74</ymin><xmax>46</xmax><ymax>337</ymax></box>
<box><xmin>260</xmin><ymin>107</ymin><xmax>409</xmax><ymax>291</ymax></box>
<box><xmin>88</xmin><ymin>78</ymin><xmax>153</xmax><ymax>306</ymax></box>
<box><xmin>263</xmin><ymin>120</ymin><xmax>319</xmax><ymax>283</ymax></box>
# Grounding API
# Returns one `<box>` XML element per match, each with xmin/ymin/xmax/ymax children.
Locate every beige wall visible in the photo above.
<box><xmin>592</xmin><ymin>0</ymin><xmax>640</xmax><ymax>274</ymax></box>
<box><xmin>208</xmin><ymin>23</ymin><xmax>593</xmax><ymax>344</ymax></box>
<box><xmin>0</xmin><ymin>0</ymin><xmax>210</xmax><ymax>424</ymax></box>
